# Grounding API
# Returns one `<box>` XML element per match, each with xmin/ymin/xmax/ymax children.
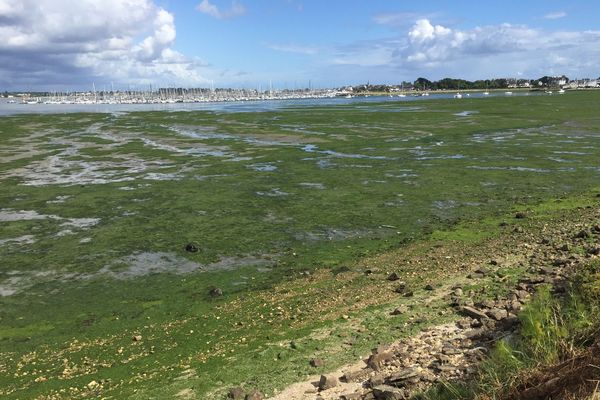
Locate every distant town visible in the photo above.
<box><xmin>2</xmin><ymin>75</ymin><xmax>599</xmax><ymax>105</ymax></box>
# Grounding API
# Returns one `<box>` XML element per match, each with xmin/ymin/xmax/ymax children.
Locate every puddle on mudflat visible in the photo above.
<box><xmin>102</xmin><ymin>252</ymin><xmax>274</xmax><ymax>278</ymax></box>
<box><xmin>294</xmin><ymin>227</ymin><xmax>377</xmax><ymax>242</ymax></box>
<box><xmin>0</xmin><ymin>235</ymin><xmax>36</xmax><ymax>246</ymax></box>
<box><xmin>416</xmin><ymin>154</ymin><xmax>466</xmax><ymax>160</ymax></box>
<box><xmin>553</xmin><ymin>151</ymin><xmax>589</xmax><ymax>155</ymax></box>
<box><xmin>466</xmin><ymin>165</ymin><xmax>552</xmax><ymax>173</ymax></box>
<box><xmin>141</xmin><ymin>137</ymin><xmax>232</xmax><ymax>158</ymax></box>
<box><xmin>0</xmin><ymin>252</ymin><xmax>275</xmax><ymax>296</ymax></box>
<box><xmin>0</xmin><ymin>209</ymin><xmax>99</xmax><ymax>230</ymax></box>
<box><xmin>301</xmin><ymin>144</ymin><xmax>392</xmax><ymax>160</ymax></box>
<box><xmin>46</xmin><ymin>195</ymin><xmax>73</xmax><ymax>204</ymax></box>
<box><xmin>433</xmin><ymin>200</ymin><xmax>458</xmax><ymax>210</ymax></box>
<box><xmin>248</xmin><ymin>163</ymin><xmax>278</xmax><ymax>172</ymax></box>
<box><xmin>2</xmin><ymin>152</ymin><xmax>175</xmax><ymax>186</ymax></box>
<box><xmin>454</xmin><ymin>111</ymin><xmax>479</xmax><ymax>117</ymax></box>
<box><xmin>256</xmin><ymin>188</ymin><xmax>289</xmax><ymax>197</ymax></box>
<box><xmin>299</xmin><ymin>182</ymin><xmax>325</xmax><ymax>189</ymax></box>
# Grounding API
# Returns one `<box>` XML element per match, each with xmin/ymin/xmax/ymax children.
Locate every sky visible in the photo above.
<box><xmin>1</xmin><ymin>0</ymin><xmax>599</xmax><ymax>91</ymax></box>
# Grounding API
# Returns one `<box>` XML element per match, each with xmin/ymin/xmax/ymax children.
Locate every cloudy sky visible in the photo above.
<box><xmin>1</xmin><ymin>0</ymin><xmax>599</xmax><ymax>90</ymax></box>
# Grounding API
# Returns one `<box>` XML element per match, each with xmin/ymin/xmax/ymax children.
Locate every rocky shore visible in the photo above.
<box><xmin>222</xmin><ymin>200</ymin><xmax>600</xmax><ymax>400</ymax></box>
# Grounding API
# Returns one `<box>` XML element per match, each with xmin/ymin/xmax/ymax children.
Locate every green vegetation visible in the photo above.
<box><xmin>1</xmin><ymin>92</ymin><xmax>600</xmax><ymax>398</ymax></box>
<box><xmin>419</xmin><ymin>261</ymin><xmax>600</xmax><ymax>400</ymax></box>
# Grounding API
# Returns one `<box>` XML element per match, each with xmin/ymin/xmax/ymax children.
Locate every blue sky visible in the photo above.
<box><xmin>1</xmin><ymin>0</ymin><xmax>599</xmax><ymax>90</ymax></box>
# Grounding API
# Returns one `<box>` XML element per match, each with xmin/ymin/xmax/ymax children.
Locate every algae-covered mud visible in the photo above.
<box><xmin>1</xmin><ymin>92</ymin><xmax>600</xmax><ymax>398</ymax></box>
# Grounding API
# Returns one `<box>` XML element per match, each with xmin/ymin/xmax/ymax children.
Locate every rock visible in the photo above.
<box><xmin>424</xmin><ymin>284</ymin><xmax>435</xmax><ymax>291</ymax></box>
<box><xmin>340</xmin><ymin>393</ymin><xmax>362</xmax><ymax>400</ymax></box>
<box><xmin>309</xmin><ymin>358</ymin><xmax>324</xmax><ymax>368</ymax></box>
<box><xmin>539</xmin><ymin>266</ymin><xmax>554</xmax><ymax>275</ymax></box>
<box><xmin>184</xmin><ymin>242</ymin><xmax>199</xmax><ymax>253</ymax></box>
<box><xmin>366</xmin><ymin>352</ymin><xmax>394</xmax><ymax>371</ymax></box>
<box><xmin>342</xmin><ymin>369</ymin><xmax>371</xmax><ymax>383</ymax></box>
<box><xmin>479</xmin><ymin>299</ymin><xmax>495</xmax><ymax>309</ymax></box>
<box><xmin>391</xmin><ymin>305</ymin><xmax>409</xmax><ymax>315</ymax></box>
<box><xmin>515</xmin><ymin>212</ymin><xmax>527</xmax><ymax>219</ymax></box>
<box><xmin>558</xmin><ymin>243</ymin><xmax>571</xmax><ymax>252</ymax></box>
<box><xmin>515</xmin><ymin>290</ymin><xmax>529</xmax><ymax>300</ymax></box>
<box><xmin>460</xmin><ymin>306</ymin><xmax>489</xmax><ymax>321</ymax></box>
<box><xmin>227</xmin><ymin>387</ymin><xmax>245</xmax><ymax>400</ymax></box>
<box><xmin>486</xmin><ymin>308</ymin><xmax>508</xmax><ymax>321</ymax></box>
<box><xmin>453</xmin><ymin>288</ymin><xmax>463</xmax><ymax>297</ymax></box>
<box><xmin>435</xmin><ymin>364</ymin><xmax>457</xmax><ymax>372</ymax></box>
<box><xmin>209</xmin><ymin>287</ymin><xmax>223</xmax><ymax>297</ymax></box>
<box><xmin>132</xmin><ymin>335</ymin><xmax>142</xmax><ymax>341</ymax></box>
<box><xmin>394</xmin><ymin>283</ymin><xmax>407</xmax><ymax>294</ymax></box>
<box><xmin>372</xmin><ymin>344</ymin><xmax>390</xmax><ymax>355</ymax></box>
<box><xmin>464</xmin><ymin>328</ymin><xmax>486</xmax><ymax>339</ymax></box>
<box><xmin>456</xmin><ymin>319</ymin><xmax>471</xmax><ymax>329</ymax></box>
<box><xmin>369</xmin><ymin>374</ymin><xmax>386</xmax><ymax>387</ymax></box>
<box><xmin>442</xmin><ymin>346</ymin><xmax>460</xmax><ymax>355</ymax></box>
<box><xmin>575</xmin><ymin>230</ymin><xmax>590</xmax><ymax>239</ymax></box>
<box><xmin>475</xmin><ymin>267</ymin><xmax>490</xmax><ymax>276</ymax></box>
<box><xmin>468</xmin><ymin>272</ymin><xmax>485</xmax><ymax>279</ymax></box>
<box><xmin>509</xmin><ymin>300</ymin><xmax>522</xmax><ymax>311</ymax></box>
<box><xmin>372</xmin><ymin>385</ymin><xmax>406</xmax><ymax>400</ymax></box>
<box><xmin>318</xmin><ymin>374</ymin><xmax>338</xmax><ymax>391</ymax></box>
<box><xmin>513</xmin><ymin>226</ymin><xmax>524</xmax><ymax>233</ymax></box>
<box><xmin>586</xmin><ymin>246</ymin><xmax>600</xmax><ymax>256</ymax></box>
<box><xmin>388</xmin><ymin>367</ymin><xmax>419</xmax><ymax>383</ymax></box>
<box><xmin>245</xmin><ymin>390</ymin><xmax>264</xmax><ymax>400</ymax></box>
<box><xmin>387</xmin><ymin>272</ymin><xmax>401</xmax><ymax>281</ymax></box>
<box><xmin>87</xmin><ymin>380</ymin><xmax>99</xmax><ymax>390</ymax></box>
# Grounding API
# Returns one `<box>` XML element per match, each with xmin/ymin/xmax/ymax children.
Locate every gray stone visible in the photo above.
<box><xmin>391</xmin><ymin>305</ymin><xmax>409</xmax><ymax>315</ymax></box>
<box><xmin>387</xmin><ymin>272</ymin><xmax>401</xmax><ymax>281</ymax></box>
<box><xmin>310</xmin><ymin>358</ymin><xmax>324</xmax><ymax>368</ymax></box>
<box><xmin>227</xmin><ymin>387</ymin><xmax>245</xmax><ymax>400</ymax></box>
<box><xmin>461</xmin><ymin>306</ymin><xmax>489</xmax><ymax>320</ymax></box>
<box><xmin>366</xmin><ymin>352</ymin><xmax>393</xmax><ymax>371</ymax></box>
<box><xmin>318</xmin><ymin>374</ymin><xmax>338</xmax><ymax>391</ymax></box>
<box><xmin>342</xmin><ymin>369</ymin><xmax>371</xmax><ymax>383</ymax></box>
<box><xmin>388</xmin><ymin>367</ymin><xmax>419</xmax><ymax>383</ymax></box>
<box><xmin>340</xmin><ymin>394</ymin><xmax>362</xmax><ymax>400</ymax></box>
<box><xmin>372</xmin><ymin>385</ymin><xmax>406</xmax><ymax>400</ymax></box>
<box><xmin>486</xmin><ymin>308</ymin><xmax>508</xmax><ymax>321</ymax></box>
<box><xmin>369</xmin><ymin>374</ymin><xmax>385</xmax><ymax>387</ymax></box>
<box><xmin>244</xmin><ymin>390</ymin><xmax>264</xmax><ymax>400</ymax></box>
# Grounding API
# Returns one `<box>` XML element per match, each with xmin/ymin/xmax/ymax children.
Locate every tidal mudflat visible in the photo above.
<box><xmin>1</xmin><ymin>92</ymin><xmax>600</xmax><ymax>398</ymax></box>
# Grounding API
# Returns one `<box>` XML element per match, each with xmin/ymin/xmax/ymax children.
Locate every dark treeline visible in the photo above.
<box><xmin>351</xmin><ymin>75</ymin><xmax>576</xmax><ymax>93</ymax></box>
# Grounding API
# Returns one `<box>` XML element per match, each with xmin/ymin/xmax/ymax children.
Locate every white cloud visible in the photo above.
<box><xmin>328</xmin><ymin>18</ymin><xmax>600</xmax><ymax>80</ymax></box>
<box><xmin>409</xmin><ymin>19</ymin><xmax>451</xmax><ymax>42</ymax></box>
<box><xmin>0</xmin><ymin>0</ymin><xmax>208</xmax><ymax>89</ymax></box>
<box><xmin>542</xmin><ymin>11</ymin><xmax>567</xmax><ymax>20</ymax></box>
<box><xmin>196</xmin><ymin>0</ymin><xmax>246</xmax><ymax>20</ymax></box>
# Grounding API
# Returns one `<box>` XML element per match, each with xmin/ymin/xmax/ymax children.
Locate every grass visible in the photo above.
<box><xmin>419</xmin><ymin>260</ymin><xmax>600</xmax><ymax>400</ymax></box>
<box><xmin>2</xmin><ymin>92</ymin><xmax>600</xmax><ymax>398</ymax></box>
